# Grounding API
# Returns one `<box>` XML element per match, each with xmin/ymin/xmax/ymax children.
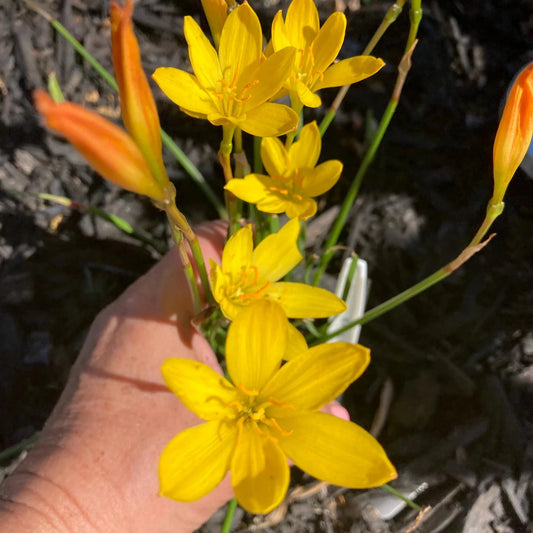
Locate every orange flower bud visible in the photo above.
<box><xmin>200</xmin><ymin>0</ymin><xmax>228</xmax><ymax>48</ymax></box>
<box><xmin>110</xmin><ymin>0</ymin><xmax>170</xmax><ymax>189</ymax></box>
<box><xmin>492</xmin><ymin>63</ymin><xmax>533</xmax><ymax>205</ymax></box>
<box><xmin>34</xmin><ymin>89</ymin><xmax>166</xmax><ymax>201</ymax></box>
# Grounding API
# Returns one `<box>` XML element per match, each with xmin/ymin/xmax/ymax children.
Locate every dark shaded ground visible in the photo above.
<box><xmin>1</xmin><ymin>0</ymin><xmax>533</xmax><ymax>531</ymax></box>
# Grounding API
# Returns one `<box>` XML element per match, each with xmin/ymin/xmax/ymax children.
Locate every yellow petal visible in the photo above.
<box><xmin>245</xmin><ymin>47</ymin><xmax>296</xmax><ymax>110</ymax></box>
<box><xmin>221</xmin><ymin>223</ymin><xmax>253</xmax><ymax>274</ymax></box>
<box><xmin>219</xmin><ymin>2</ymin><xmax>262</xmax><ymax>86</ymax></box>
<box><xmin>267</xmin><ymin>282</ymin><xmax>346</xmax><ymax>318</ymax></box>
<box><xmin>261</xmin><ymin>342</ymin><xmax>369</xmax><ymax>412</ymax></box>
<box><xmin>183</xmin><ymin>16</ymin><xmax>222</xmax><ymax>89</ymax></box>
<box><xmin>161</xmin><ymin>358</ymin><xmax>238</xmax><ymax>420</ymax></box>
<box><xmin>284</xmin><ymin>322</ymin><xmax>308</xmax><ymax>360</ymax></box>
<box><xmin>252</xmin><ymin>218</ymin><xmax>302</xmax><ymax>282</ymax></box>
<box><xmin>261</xmin><ymin>136</ymin><xmax>291</xmax><ymax>177</ymax></box>
<box><xmin>152</xmin><ymin>67</ymin><xmax>215</xmax><ymax>116</ymax></box>
<box><xmin>288</xmin><ymin>121</ymin><xmax>321</xmax><ymax>168</ymax></box>
<box><xmin>231</xmin><ymin>420</ymin><xmax>290</xmax><ymax>514</ymax></box>
<box><xmin>257</xmin><ymin>195</ymin><xmax>291</xmax><ymax>215</ymax></box>
<box><xmin>300</xmin><ymin>160</ymin><xmax>343</xmax><ymax>197</ymax></box>
<box><xmin>271</xmin><ymin>10</ymin><xmax>291</xmax><ymax>52</ymax></box>
<box><xmin>296</xmin><ymin>80</ymin><xmax>321</xmax><ymax>108</ymax></box>
<box><xmin>200</xmin><ymin>0</ymin><xmax>227</xmax><ymax>48</ymax></box>
<box><xmin>279</xmin><ymin>413</ymin><xmax>397</xmax><ymax>488</ymax></box>
<box><xmin>315</xmin><ymin>56</ymin><xmax>385</xmax><ymax>91</ymax></box>
<box><xmin>241</xmin><ymin>102</ymin><xmax>298</xmax><ymax>137</ymax></box>
<box><xmin>285</xmin><ymin>196</ymin><xmax>317</xmax><ymax>220</ymax></box>
<box><xmin>225</xmin><ymin>174</ymin><xmax>269</xmax><ymax>204</ymax></box>
<box><xmin>285</xmin><ymin>0</ymin><xmax>319</xmax><ymax>50</ymax></box>
<box><xmin>159</xmin><ymin>420</ymin><xmax>236</xmax><ymax>502</ymax></box>
<box><xmin>226</xmin><ymin>301</ymin><xmax>287</xmax><ymax>391</ymax></box>
<box><xmin>310</xmin><ymin>12</ymin><xmax>346</xmax><ymax>74</ymax></box>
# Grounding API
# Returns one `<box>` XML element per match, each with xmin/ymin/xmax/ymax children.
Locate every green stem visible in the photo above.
<box><xmin>253</xmin><ymin>135</ymin><xmax>263</xmax><ymax>173</ymax></box>
<box><xmin>0</xmin><ymin>432</ymin><xmax>40</xmax><ymax>464</ymax></box>
<box><xmin>189</xmin><ymin>235</ymin><xmax>214</xmax><ymax>304</ymax></box>
<box><xmin>313</xmin><ymin>39</ymin><xmax>419</xmax><ymax>287</ymax></box>
<box><xmin>318</xmin><ymin>266</ymin><xmax>449</xmax><ymax>343</ymax></box>
<box><xmin>313</xmin><ymin>100</ymin><xmax>398</xmax><ymax>286</ymax></box>
<box><xmin>469</xmin><ymin>202</ymin><xmax>504</xmax><ymax>246</ymax></box>
<box><xmin>24</xmin><ymin>0</ymin><xmax>226</xmax><ymax>218</ymax></box>
<box><xmin>381</xmin><ymin>483</ymin><xmax>422</xmax><ymax>512</ymax></box>
<box><xmin>318</xmin><ymin>0</ymin><xmax>408</xmax><ymax>137</ymax></box>
<box><xmin>220</xmin><ymin>498</ymin><xmax>238</xmax><ymax>533</ymax></box>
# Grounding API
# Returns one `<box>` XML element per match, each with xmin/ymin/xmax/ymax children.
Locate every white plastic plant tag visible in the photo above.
<box><xmin>327</xmin><ymin>256</ymin><xmax>368</xmax><ymax>344</ymax></box>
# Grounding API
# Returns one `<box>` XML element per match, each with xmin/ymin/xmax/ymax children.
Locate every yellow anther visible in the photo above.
<box><xmin>237</xmin><ymin>383</ymin><xmax>260</xmax><ymax>397</ymax></box>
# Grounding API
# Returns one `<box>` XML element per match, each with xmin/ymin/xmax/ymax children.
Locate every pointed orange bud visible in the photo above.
<box><xmin>110</xmin><ymin>0</ymin><xmax>170</xmax><ymax>189</ymax></box>
<box><xmin>492</xmin><ymin>63</ymin><xmax>533</xmax><ymax>205</ymax></box>
<box><xmin>200</xmin><ymin>0</ymin><xmax>229</xmax><ymax>48</ymax></box>
<box><xmin>34</xmin><ymin>89</ymin><xmax>166</xmax><ymax>201</ymax></box>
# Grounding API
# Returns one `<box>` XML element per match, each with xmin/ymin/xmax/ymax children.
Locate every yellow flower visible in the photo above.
<box><xmin>159</xmin><ymin>301</ymin><xmax>397</xmax><ymax>514</ymax></box>
<box><xmin>210</xmin><ymin>218</ymin><xmax>346</xmax><ymax>320</ymax></box>
<box><xmin>492</xmin><ymin>63</ymin><xmax>533</xmax><ymax>205</ymax></box>
<box><xmin>271</xmin><ymin>0</ymin><xmax>385</xmax><ymax>110</ymax></box>
<box><xmin>225</xmin><ymin>121</ymin><xmax>342</xmax><ymax>219</ymax></box>
<box><xmin>152</xmin><ymin>2</ymin><xmax>299</xmax><ymax>137</ymax></box>
<box><xmin>199</xmin><ymin>0</ymin><xmax>231</xmax><ymax>48</ymax></box>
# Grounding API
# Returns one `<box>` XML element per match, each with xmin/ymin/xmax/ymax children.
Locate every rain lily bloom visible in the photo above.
<box><xmin>491</xmin><ymin>63</ymin><xmax>533</xmax><ymax>206</ymax></box>
<box><xmin>159</xmin><ymin>300</ymin><xmax>397</xmax><ymax>514</ymax></box>
<box><xmin>34</xmin><ymin>90</ymin><xmax>166</xmax><ymax>201</ymax></box>
<box><xmin>225</xmin><ymin>121</ymin><xmax>342</xmax><ymax>219</ymax></box>
<box><xmin>270</xmin><ymin>0</ymin><xmax>385</xmax><ymax>110</ymax></box>
<box><xmin>210</xmin><ymin>218</ymin><xmax>346</xmax><ymax>320</ymax></box>
<box><xmin>110</xmin><ymin>0</ymin><xmax>171</xmax><ymax>191</ymax></box>
<box><xmin>152</xmin><ymin>2</ymin><xmax>299</xmax><ymax>137</ymax></box>
<box><xmin>34</xmin><ymin>0</ymin><xmax>170</xmax><ymax>202</ymax></box>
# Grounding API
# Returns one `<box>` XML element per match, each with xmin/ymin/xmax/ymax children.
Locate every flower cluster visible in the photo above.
<box><xmin>33</xmin><ymin>0</ymin><xmax>533</xmax><ymax>520</ymax></box>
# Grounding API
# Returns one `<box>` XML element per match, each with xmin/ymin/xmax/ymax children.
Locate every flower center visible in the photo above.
<box><xmin>289</xmin><ymin>47</ymin><xmax>324</xmax><ymax>89</ymax></box>
<box><xmin>211</xmin><ymin>62</ymin><xmax>259</xmax><ymax>118</ymax></box>
<box><xmin>223</xmin><ymin>264</ymin><xmax>271</xmax><ymax>306</ymax></box>
<box><xmin>227</xmin><ymin>384</ymin><xmax>294</xmax><ymax>442</ymax></box>
<box><xmin>268</xmin><ymin>168</ymin><xmax>305</xmax><ymax>201</ymax></box>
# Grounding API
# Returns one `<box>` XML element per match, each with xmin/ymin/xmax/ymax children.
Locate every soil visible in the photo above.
<box><xmin>1</xmin><ymin>0</ymin><xmax>533</xmax><ymax>531</ymax></box>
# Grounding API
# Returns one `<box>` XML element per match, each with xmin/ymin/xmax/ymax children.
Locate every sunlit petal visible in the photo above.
<box><xmin>288</xmin><ymin>121</ymin><xmax>321</xmax><ymax>168</ymax></box>
<box><xmin>152</xmin><ymin>67</ymin><xmax>216</xmax><ymax>116</ymax></box>
<box><xmin>225</xmin><ymin>174</ymin><xmax>269</xmax><ymax>204</ymax></box>
<box><xmin>241</xmin><ymin>102</ymin><xmax>299</xmax><ymax>137</ymax></box>
<box><xmin>183</xmin><ymin>16</ymin><xmax>222</xmax><ymax>89</ymax></box>
<box><xmin>284</xmin><ymin>322</ymin><xmax>308</xmax><ymax>360</ymax></box>
<box><xmin>261</xmin><ymin>342</ymin><xmax>369</xmax><ymax>412</ymax></box>
<box><xmin>159</xmin><ymin>420</ymin><xmax>236</xmax><ymax>502</ymax></box>
<box><xmin>231</xmin><ymin>420</ymin><xmax>290</xmax><ymax>514</ymax></box>
<box><xmin>285</xmin><ymin>0</ymin><xmax>319</xmax><ymax>49</ymax></box>
<box><xmin>300</xmin><ymin>160</ymin><xmax>343</xmax><ymax>197</ymax></box>
<box><xmin>315</xmin><ymin>56</ymin><xmax>385</xmax><ymax>91</ymax></box>
<box><xmin>226</xmin><ymin>301</ymin><xmax>287</xmax><ymax>390</ymax></box>
<box><xmin>285</xmin><ymin>196</ymin><xmax>317</xmax><ymax>219</ymax></box>
<box><xmin>246</xmin><ymin>48</ymin><xmax>296</xmax><ymax>111</ymax></box>
<box><xmin>261</xmin><ymin>136</ymin><xmax>291</xmax><ymax>178</ymax></box>
<box><xmin>252</xmin><ymin>218</ymin><xmax>302</xmax><ymax>282</ymax></box>
<box><xmin>311</xmin><ymin>12</ymin><xmax>346</xmax><ymax>74</ymax></box>
<box><xmin>161</xmin><ymin>358</ymin><xmax>238</xmax><ymax>420</ymax></box>
<box><xmin>279</xmin><ymin>413</ymin><xmax>397</xmax><ymax>488</ymax></box>
<box><xmin>219</xmin><ymin>2</ymin><xmax>262</xmax><ymax>85</ymax></box>
<box><xmin>271</xmin><ymin>10</ymin><xmax>291</xmax><ymax>52</ymax></box>
<box><xmin>296</xmin><ymin>81</ymin><xmax>321</xmax><ymax>108</ymax></box>
<box><xmin>221</xmin><ymin>223</ymin><xmax>254</xmax><ymax>274</ymax></box>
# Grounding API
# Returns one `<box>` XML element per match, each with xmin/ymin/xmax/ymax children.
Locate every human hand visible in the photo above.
<box><xmin>0</xmin><ymin>221</ymin><xmax>350</xmax><ymax>533</ymax></box>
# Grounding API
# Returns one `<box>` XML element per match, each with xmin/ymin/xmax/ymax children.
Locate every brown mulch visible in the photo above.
<box><xmin>1</xmin><ymin>0</ymin><xmax>533</xmax><ymax>531</ymax></box>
